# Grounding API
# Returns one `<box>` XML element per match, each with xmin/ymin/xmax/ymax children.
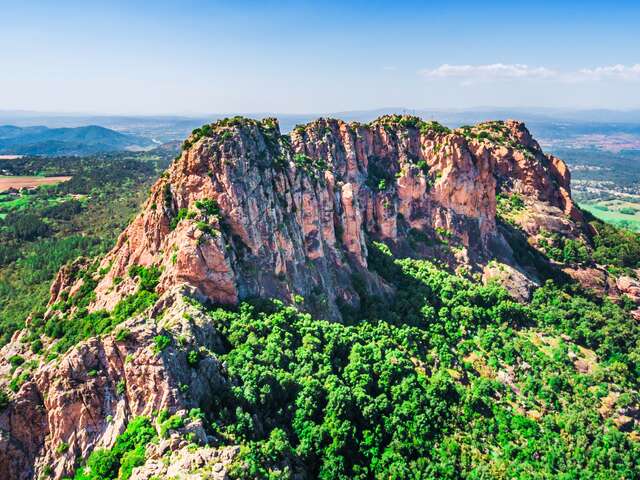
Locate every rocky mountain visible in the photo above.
<box><xmin>50</xmin><ymin>116</ymin><xmax>586</xmax><ymax>317</ymax></box>
<box><xmin>1</xmin><ymin>116</ymin><xmax>639</xmax><ymax>480</ymax></box>
<box><xmin>0</xmin><ymin>125</ymin><xmax>155</xmax><ymax>156</ymax></box>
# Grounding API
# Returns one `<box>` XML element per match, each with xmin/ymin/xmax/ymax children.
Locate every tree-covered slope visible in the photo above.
<box><xmin>0</xmin><ymin>152</ymin><xmax>172</xmax><ymax>346</ymax></box>
<box><xmin>5</xmin><ymin>240</ymin><xmax>638</xmax><ymax>479</ymax></box>
<box><xmin>196</xmin><ymin>243</ymin><xmax>639</xmax><ymax>479</ymax></box>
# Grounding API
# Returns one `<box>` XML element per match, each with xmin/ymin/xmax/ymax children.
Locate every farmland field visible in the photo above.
<box><xmin>556</xmin><ymin>148</ymin><xmax>640</xmax><ymax>232</ymax></box>
<box><xmin>580</xmin><ymin>198</ymin><xmax>640</xmax><ymax>231</ymax></box>
<box><xmin>0</xmin><ymin>175</ymin><xmax>71</xmax><ymax>191</ymax></box>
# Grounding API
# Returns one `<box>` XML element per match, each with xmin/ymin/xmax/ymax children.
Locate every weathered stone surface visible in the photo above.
<box><xmin>0</xmin><ymin>289</ymin><xmax>228</xmax><ymax>480</ymax></box>
<box><xmin>563</xmin><ymin>267</ymin><xmax>617</xmax><ymax>298</ymax></box>
<box><xmin>617</xmin><ymin>275</ymin><xmax>640</xmax><ymax>302</ymax></box>
<box><xmin>47</xmin><ymin>257</ymin><xmax>92</xmax><ymax>310</ymax></box>
<box><xmin>130</xmin><ymin>444</ymin><xmax>240</xmax><ymax>480</ymax></box>
<box><xmin>482</xmin><ymin>261</ymin><xmax>538</xmax><ymax>302</ymax></box>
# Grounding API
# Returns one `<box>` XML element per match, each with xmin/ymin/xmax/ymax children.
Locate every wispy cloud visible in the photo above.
<box><xmin>578</xmin><ymin>64</ymin><xmax>640</xmax><ymax>80</ymax></box>
<box><xmin>419</xmin><ymin>63</ymin><xmax>640</xmax><ymax>84</ymax></box>
<box><xmin>419</xmin><ymin>63</ymin><xmax>557</xmax><ymax>81</ymax></box>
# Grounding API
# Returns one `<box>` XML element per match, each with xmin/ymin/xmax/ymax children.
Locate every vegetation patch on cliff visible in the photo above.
<box><xmin>73</xmin><ymin>416</ymin><xmax>157</xmax><ymax>480</ymax></box>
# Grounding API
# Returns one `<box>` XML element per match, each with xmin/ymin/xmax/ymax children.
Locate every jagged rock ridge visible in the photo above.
<box><xmin>53</xmin><ymin>115</ymin><xmax>583</xmax><ymax>320</ymax></box>
<box><xmin>0</xmin><ymin>289</ymin><xmax>234</xmax><ymax>480</ymax></box>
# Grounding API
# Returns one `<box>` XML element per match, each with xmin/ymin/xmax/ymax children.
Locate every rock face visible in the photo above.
<box><xmin>0</xmin><ymin>289</ymin><xmax>230</xmax><ymax>480</ymax></box>
<box><xmin>130</xmin><ymin>444</ymin><xmax>239</xmax><ymax>480</ymax></box>
<box><xmin>52</xmin><ymin>116</ymin><xmax>583</xmax><ymax>320</ymax></box>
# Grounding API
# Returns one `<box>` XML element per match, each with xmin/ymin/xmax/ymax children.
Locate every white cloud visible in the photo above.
<box><xmin>419</xmin><ymin>63</ymin><xmax>640</xmax><ymax>84</ymax></box>
<box><xmin>577</xmin><ymin>64</ymin><xmax>640</xmax><ymax>80</ymax></box>
<box><xmin>419</xmin><ymin>63</ymin><xmax>558</xmax><ymax>81</ymax></box>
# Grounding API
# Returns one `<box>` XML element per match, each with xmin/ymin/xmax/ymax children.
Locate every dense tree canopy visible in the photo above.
<box><xmin>190</xmin><ymin>243</ymin><xmax>640</xmax><ymax>479</ymax></box>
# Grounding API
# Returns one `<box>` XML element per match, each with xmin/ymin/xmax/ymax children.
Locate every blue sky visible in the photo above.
<box><xmin>2</xmin><ymin>0</ymin><xmax>639</xmax><ymax>114</ymax></box>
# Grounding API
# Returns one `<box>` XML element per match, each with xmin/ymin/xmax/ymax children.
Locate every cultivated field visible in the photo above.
<box><xmin>0</xmin><ymin>175</ymin><xmax>71</xmax><ymax>191</ymax></box>
<box><xmin>580</xmin><ymin>197</ymin><xmax>640</xmax><ymax>231</ymax></box>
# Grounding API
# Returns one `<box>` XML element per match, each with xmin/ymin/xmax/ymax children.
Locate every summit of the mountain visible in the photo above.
<box><xmin>50</xmin><ymin>115</ymin><xmax>588</xmax><ymax>320</ymax></box>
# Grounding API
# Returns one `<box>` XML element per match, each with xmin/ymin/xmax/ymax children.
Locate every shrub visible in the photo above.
<box><xmin>153</xmin><ymin>335</ymin><xmax>171</xmax><ymax>354</ymax></box>
<box><xmin>186</xmin><ymin>350</ymin><xmax>199</xmax><ymax>368</ymax></box>
<box><xmin>112</xmin><ymin>290</ymin><xmax>158</xmax><ymax>323</ymax></box>
<box><xmin>127</xmin><ymin>265</ymin><xmax>161</xmax><ymax>292</ymax></box>
<box><xmin>56</xmin><ymin>441</ymin><xmax>70</xmax><ymax>455</ymax></box>
<box><xmin>74</xmin><ymin>417</ymin><xmax>156</xmax><ymax>480</ymax></box>
<box><xmin>8</xmin><ymin>354</ymin><xmax>24</xmax><ymax>368</ymax></box>
<box><xmin>415</xmin><ymin>160</ymin><xmax>429</xmax><ymax>176</ymax></box>
<box><xmin>118</xmin><ymin>445</ymin><xmax>146</xmax><ymax>480</ymax></box>
<box><xmin>115</xmin><ymin>328</ymin><xmax>131</xmax><ymax>342</ymax></box>
<box><xmin>189</xmin><ymin>408</ymin><xmax>205</xmax><ymax>421</ymax></box>
<box><xmin>195</xmin><ymin>198</ymin><xmax>220</xmax><ymax>217</ymax></box>
<box><xmin>562</xmin><ymin>239</ymin><xmax>590</xmax><ymax>264</ymax></box>
<box><xmin>0</xmin><ymin>387</ymin><xmax>9</xmax><ymax>410</ymax></box>
<box><xmin>30</xmin><ymin>339</ymin><xmax>43</xmax><ymax>353</ymax></box>
<box><xmin>419</xmin><ymin>121</ymin><xmax>451</xmax><ymax>135</ymax></box>
<box><xmin>80</xmin><ymin>448</ymin><xmax>117</xmax><ymax>478</ymax></box>
<box><xmin>169</xmin><ymin>208</ymin><xmax>189</xmax><ymax>230</ymax></box>
<box><xmin>497</xmin><ymin>193</ymin><xmax>525</xmax><ymax>216</ymax></box>
<box><xmin>9</xmin><ymin>372</ymin><xmax>29</xmax><ymax>392</ymax></box>
<box><xmin>116</xmin><ymin>380</ymin><xmax>126</xmax><ymax>395</ymax></box>
<box><xmin>159</xmin><ymin>413</ymin><xmax>184</xmax><ymax>438</ymax></box>
<box><xmin>196</xmin><ymin>221</ymin><xmax>217</xmax><ymax>237</ymax></box>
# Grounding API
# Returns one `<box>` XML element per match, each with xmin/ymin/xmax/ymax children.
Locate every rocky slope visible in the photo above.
<box><xmin>1</xmin><ymin>115</ymin><xmax>621</xmax><ymax>479</ymax></box>
<box><xmin>1</xmin><ymin>288</ymin><xmax>236</xmax><ymax>480</ymax></box>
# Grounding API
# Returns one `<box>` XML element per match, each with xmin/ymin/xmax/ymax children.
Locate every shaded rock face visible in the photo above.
<box><xmin>0</xmin><ymin>290</ymin><xmax>228</xmax><ymax>480</ymax></box>
<box><xmin>64</xmin><ymin>116</ymin><xmax>577</xmax><ymax>320</ymax></box>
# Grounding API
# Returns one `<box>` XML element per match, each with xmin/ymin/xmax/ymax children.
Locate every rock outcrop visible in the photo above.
<box><xmin>50</xmin><ymin>116</ymin><xmax>585</xmax><ymax>320</ymax></box>
<box><xmin>0</xmin><ymin>288</ymin><xmax>230</xmax><ymax>480</ymax></box>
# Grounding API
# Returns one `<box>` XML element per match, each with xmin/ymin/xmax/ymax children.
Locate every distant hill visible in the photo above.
<box><xmin>0</xmin><ymin>125</ymin><xmax>155</xmax><ymax>155</ymax></box>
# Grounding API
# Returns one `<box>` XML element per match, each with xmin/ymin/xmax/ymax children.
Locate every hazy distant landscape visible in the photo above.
<box><xmin>4</xmin><ymin>107</ymin><xmax>640</xmax><ymax>232</ymax></box>
<box><xmin>6</xmin><ymin>108</ymin><xmax>640</xmax><ymax>150</ymax></box>
<box><xmin>3</xmin><ymin>107</ymin><xmax>639</xmax><ymax>231</ymax></box>
<box><xmin>0</xmin><ymin>124</ymin><xmax>156</xmax><ymax>156</ymax></box>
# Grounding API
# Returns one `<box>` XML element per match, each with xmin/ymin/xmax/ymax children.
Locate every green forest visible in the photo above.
<box><xmin>69</xmin><ymin>239</ymin><xmax>640</xmax><ymax>479</ymax></box>
<box><xmin>197</xmin><ymin>242</ymin><xmax>640</xmax><ymax>479</ymax></box>
<box><xmin>0</xmin><ymin>152</ymin><xmax>172</xmax><ymax>346</ymax></box>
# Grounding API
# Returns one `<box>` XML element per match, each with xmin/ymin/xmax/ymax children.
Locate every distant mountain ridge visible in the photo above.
<box><xmin>3</xmin><ymin>108</ymin><xmax>640</xmax><ymax>144</ymax></box>
<box><xmin>0</xmin><ymin>124</ymin><xmax>155</xmax><ymax>156</ymax></box>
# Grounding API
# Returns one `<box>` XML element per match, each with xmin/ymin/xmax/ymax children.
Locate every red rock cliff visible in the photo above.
<box><xmin>47</xmin><ymin>116</ymin><xmax>581</xmax><ymax>320</ymax></box>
